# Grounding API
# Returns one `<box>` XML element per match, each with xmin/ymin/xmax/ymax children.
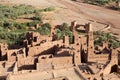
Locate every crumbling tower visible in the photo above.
<box><xmin>71</xmin><ymin>21</ymin><xmax>81</xmax><ymax>64</ymax></box>
<box><xmin>71</xmin><ymin>21</ymin><xmax>78</xmax><ymax>44</ymax></box>
<box><xmin>109</xmin><ymin>49</ymin><xmax>119</xmax><ymax>73</ymax></box>
<box><xmin>86</xmin><ymin>23</ymin><xmax>94</xmax><ymax>62</ymax></box>
<box><xmin>71</xmin><ymin>21</ymin><xmax>77</xmax><ymax>36</ymax></box>
<box><xmin>73</xmin><ymin>32</ymin><xmax>81</xmax><ymax>65</ymax></box>
<box><xmin>63</xmin><ymin>36</ymin><xmax>69</xmax><ymax>46</ymax></box>
<box><xmin>111</xmin><ymin>49</ymin><xmax>118</xmax><ymax>65</ymax></box>
<box><xmin>0</xmin><ymin>43</ymin><xmax>8</xmax><ymax>60</ymax></box>
<box><xmin>50</xmin><ymin>23</ymin><xmax>56</xmax><ymax>41</ymax></box>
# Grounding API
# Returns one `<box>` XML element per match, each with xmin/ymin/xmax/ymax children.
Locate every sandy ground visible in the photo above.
<box><xmin>0</xmin><ymin>0</ymin><xmax>120</xmax><ymax>36</ymax></box>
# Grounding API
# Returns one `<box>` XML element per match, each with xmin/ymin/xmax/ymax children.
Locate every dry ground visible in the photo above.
<box><xmin>0</xmin><ymin>0</ymin><xmax>120</xmax><ymax>36</ymax></box>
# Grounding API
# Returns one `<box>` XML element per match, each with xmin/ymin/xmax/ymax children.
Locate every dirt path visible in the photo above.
<box><xmin>56</xmin><ymin>0</ymin><xmax>120</xmax><ymax>35</ymax></box>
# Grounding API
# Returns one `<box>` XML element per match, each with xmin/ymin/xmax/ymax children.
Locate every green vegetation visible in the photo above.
<box><xmin>0</xmin><ymin>31</ymin><xmax>25</xmax><ymax>45</ymax></box>
<box><xmin>0</xmin><ymin>4</ymin><xmax>43</xmax><ymax>29</ymax></box>
<box><xmin>56</xmin><ymin>23</ymin><xmax>73</xmax><ymax>43</ymax></box>
<box><xmin>83</xmin><ymin>0</ymin><xmax>120</xmax><ymax>11</ymax></box>
<box><xmin>40</xmin><ymin>7</ymin><xmax>55</xmax><ymax>12</ymax></box>
<box><xmin>0</xmin><ymin>4</ymin><xmax>55</xmax><ymax>45</ymax></box>
<box><xmin>94</xmin><ymin>31</ymin><xmax>120</xmax><ymax>48</ymax></box>
<box><xmin>0</xmin><ymin>4</ymin><xmax>35</xmax><ymax>20</ymax></box>
<box><xmin>37</xmin><ymin>23</ymin><xmax>51</xmax><ymax>35</ymax></box>
<box><xmin>83</xmin><ymin>0</ymin><xmax>110</xmax><ymax>5</ymax></box>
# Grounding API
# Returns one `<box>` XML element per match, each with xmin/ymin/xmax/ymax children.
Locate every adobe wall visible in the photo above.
<box><xmin>53</xmin><ymin>56</ymin><xmax>73</xmax><ymax>66</ymax></box>
<box><xmin>28</xmin><ymin>40</ymin><xmax>63</xmax><ymax>56</ymax></box>
<box><xmin>25</xmin><ymin>32</ymin><xmax>52</xmax><ymax>47</ymax></box>
<box><xmin>63</xmin><ymin>36</ymin><xmax>69</xmax><ymax>46</ymax></box>
<box><xmin>111</xmin><ymin>49</ymin><xmax>118</xmax><ymax>64</ymax></box>
<box><xmin>31</xmin><ymin>36</ymin><xmax>52</xmax><ymax>46</ymax></box>
<box><xmin>7</xmin><ymin>49</ymin><xmax>18</xmax><ymax>62</ymax></box>
<box><xmin>7</xmin><ymin>48</ymin><xmax>26</xmax><ymax>62</ymax></box>
<box><xmin>37</xmin><ymin>56</ymin><xmax>73</xmax><ymax>71</ymax></box>
<box><xmin>85</xmin><ymin>23</ymin><xmax>93</xmax><ymax>33</ymax></box>
<box><xmin>81</xmin><ymin>36</ymin><xmax>87</xmax><ymax>51</ymax></box>
<box><xmin>55</xmin><ymin>49</ymin><xmax>71</xmax><ymax>56</ymax></box>
<box><xmin>96</xmin><ymin>49</ymin><xmax>119</xmax><ymax>75</ymax></box>
<box><xmin>74</xmin><ymin>51</ymin><xmax>81</xmax><ymax>65</ymax></box>
<box><xmin>17</xmin><ymin>57</ymin><xmax>35</xmax><ymax>67</ymax></box>
<box><xmin>4</xmin><ymin>61</ymin><xmax>16</xmax><ymax>72</ymax></box>
<box><xmin>38</xmin><ymin>56</ymin><xmax>73</xmax><ymax>65</ymax></box>
<box><xmin>88</xmin><ymin>54</ymin><xmax>109</xmax><ymax>63</ymax></box>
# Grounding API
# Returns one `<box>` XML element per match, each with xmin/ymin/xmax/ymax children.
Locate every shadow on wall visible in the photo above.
<box><xmin>35</xmin><ymin>47</ymin><xmax>55</xmax><ymax>56</ymax></box>
<box><xmin>18</xmin><ymin>65</ymin><xmax>36</xmax><ymax>71</ymax></box>
<box><xmin>0</xmin><ymin>76</ymin><xmax>6</xmax><ymax>80</ymax></box>
<box><xmin>110</xmin><ymin>64</ymin><xmax>118</xmax><ymax>73</ymax></box>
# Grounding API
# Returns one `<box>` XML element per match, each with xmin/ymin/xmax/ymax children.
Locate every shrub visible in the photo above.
<box><xmin>37</xmin><ymin>23</ymin><xmax>51</xmax><ymax>35</ymax></box>
<box><xmin>42</xmin><ymin>7</ymin><xmax>55</xmax><ymax>12</ymax></box>
<box><xmin>59</xmin><ymin>22</ymin><xmax>69</xmax><ymax>31</ymax></box>
<box><xmin>94</xmin><ymin>31</ymin><xmax>120</xmax><ymax>48</ymax></box>
<box><xmin>27</xmin><ymin>20</ymin><xmax>40</xmax><ymax>27</ymax></box>
<box><xmin>56</xmin><ymin>22</ymin><xmax>73</xmax><ymax>43</ymax></box>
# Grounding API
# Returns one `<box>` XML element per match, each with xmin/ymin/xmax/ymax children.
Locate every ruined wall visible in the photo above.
<box><xmin>28</xmin><ymin>40</ymin><xmax>63</xmax><ymax>56</ymax></box>
<box><xmin>17</xmin><ymin>57</ymin><xmax>34</xmax><ymax>67</ymax></box>
<box><xmin>7</xmin><ymin>48</ymin><xmax>26</xmax><ymax>62</ymax></box>
<box><xmin>85</xmin><ymin>23</ymin><xmax>93</xmax><ymax>33</ymax></box>
<box><xmin>63</xmin><ymin>36</ymin><xmax>69</xmax><ymax>46</ymax></box>
<box><xmin>111</xmin><ymin>49</ymin><xmax>118</xmax><ymax>64</ymax></box>
<box><xmin>53</xmin><ymin>56</ymin><xmax>73</xmax><ymax>66</ymax></box>
<box><xmin>25</xmin><ymin>32</ymin><xmax>52</xmax><ymax>47</ymax></box>
<box><xmin>17</xmin><ymin>57</ymin><xmax>35</xmax><ymax>70</ymax></box>
<box><xmin>74</xmin><ymin>51</ymin><xmax>81</xmax><ymax>65</ymax></box>
<box><xmin>81</xmin><ymin>36</ymin><xmax>87</xmax><ymax>51</ymax></box>
<box><xmin>7</xmin><ymin>50</ymin><xmax>18</xmax><ymax>62</ymax></box>
<box><xmin>88</xmin><ymin>54</ymin><xmax>109</xmax><ymax>63</ymax></box>
<box><xmin>117</xmin><ymin>66</ymin><xmax>120</xmax><ymax>74</ymax></box>
<box><xmin>37</xmin><ymin>55</ymin><xmax>73</xmax><ymax>71</ymax></box>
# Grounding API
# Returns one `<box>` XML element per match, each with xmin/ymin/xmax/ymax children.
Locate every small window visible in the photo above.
<box><xmin>34</xmin><ymin>37</ymin><xmax>37</xmax><ymax>42</ymax></box>
<box><xmin>11</xmin><ymin>52</ymin><xmax>16</xmax><ymax>56</ymax></box>
<box><xmin>76</xmin><ymin>43</ymin><xmax>79</xmax><ymax>45</ymax></box>
<box><xmin>41</xmin><ymin>57</ymin><xmax>46</xmax><ymax>59</ymax></box>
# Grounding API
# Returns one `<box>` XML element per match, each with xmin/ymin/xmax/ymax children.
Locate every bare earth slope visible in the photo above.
<box><xmin>55</xmin><ymin>0</ymin><xmax>120</xmax><ymax>36</ymax></box>
<box><xmin>1</xmin><ymin>0</ymin><xmax>120</xmax><ymax>36</ymax></box>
